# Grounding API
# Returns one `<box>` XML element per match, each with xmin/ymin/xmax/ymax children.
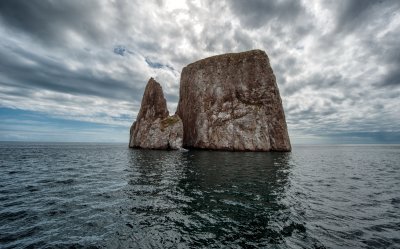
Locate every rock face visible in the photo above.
<box><xmin>129</xmin><ymin>78</ymin><xmax>183</xmax><ymax>149</ymax></box>
<box><xmin>176</xmin><ymin>49</ymin><xmax>291</xmax><ymax>151</ymax></box>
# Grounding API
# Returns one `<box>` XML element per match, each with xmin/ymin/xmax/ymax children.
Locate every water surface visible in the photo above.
<box><xmin>0</xmin><ymin>143</ymin><xmax>399</xmax><ymax>248</ymax></box>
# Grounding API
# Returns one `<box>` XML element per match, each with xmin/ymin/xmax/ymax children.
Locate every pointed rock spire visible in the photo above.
<box><xmin>136</xmin><ymin>77</ymin><xmax>169</xmax><ymax>122</ymax></box>
<box><xmin>129</xmin><ymin>78</ymin><xmax>183</xmax><ymax>149</ymax></box>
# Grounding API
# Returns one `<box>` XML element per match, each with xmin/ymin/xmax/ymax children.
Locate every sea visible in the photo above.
<box><xmin>0</xmin><ymin>142</ymin><xmax>399</xmax><ymax>249</ymax></box>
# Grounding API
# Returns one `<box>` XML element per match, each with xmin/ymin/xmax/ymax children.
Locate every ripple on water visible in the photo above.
<box><xmin>0</xmin><ymin>143</ymin><xmax>399</xmax><ymax>248</ymax></box>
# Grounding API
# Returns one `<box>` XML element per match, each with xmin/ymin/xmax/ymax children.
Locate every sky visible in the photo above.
<box><xmin>0</xmin><ymin>0</ymin><xmax>399</xmax><ymax>144</ymax></box>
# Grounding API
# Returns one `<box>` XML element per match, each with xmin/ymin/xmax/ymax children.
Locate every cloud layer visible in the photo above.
<box><xmin>0</xmin><ymin>0</ymin><xmax>399</xmax><ymax>143</ymax></box>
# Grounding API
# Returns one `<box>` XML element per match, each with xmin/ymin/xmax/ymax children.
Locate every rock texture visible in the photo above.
<box><xmin>129</xmin><ymin>78</ymin><xmax>183</xmax><ymax>149</ymax></box>
<box><xmin>176</xmin><ymin>49</ymin><xmax>291</xmax><ymax>151</ymax></box>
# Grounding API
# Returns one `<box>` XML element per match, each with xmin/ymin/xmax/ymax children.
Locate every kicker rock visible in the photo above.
<box><xmin>176</xmin><ymin>49</ymin><xmax>291</xmax><ymax>151</ymax></box>
<box><xmin>129</xmin><ymin>78</ymin><xmax>183</xmax><ymax>149</ymax></box>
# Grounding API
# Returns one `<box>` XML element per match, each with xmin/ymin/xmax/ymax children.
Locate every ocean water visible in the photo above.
<box><xmin>0</xmin><ymin>143</ymin><xmax>399</xmax><ymax>249</ymax></box>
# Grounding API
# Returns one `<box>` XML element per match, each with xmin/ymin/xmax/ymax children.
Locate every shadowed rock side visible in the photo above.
<box><xmin>129</xmin><ymin>78</ymin><xmax>183</xmax><ymax>149</ymax></box>
<box><xmin>176</xmin><ymin>49</ymin><xmax>291</xmax><ymax>151</ymax></box>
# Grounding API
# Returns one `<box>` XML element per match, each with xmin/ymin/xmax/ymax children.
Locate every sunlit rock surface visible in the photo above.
<box><xmin>176</xmin><ymin>49</ymin><xmax>291</xmax><ymax>151</ymax></box>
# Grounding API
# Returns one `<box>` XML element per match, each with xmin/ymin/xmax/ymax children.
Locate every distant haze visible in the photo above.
<box><xmin>0</xmin><ymin>0</ymin><xmax>399</xmax><ymax>144</ymax></box>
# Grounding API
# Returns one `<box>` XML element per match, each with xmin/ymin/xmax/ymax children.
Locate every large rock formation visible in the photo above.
<box><xmin>176</xmin><ymin>49</ymin><xmax>291</xmax><ymax>151</ymax></box>
<box><xmin>129</xmin><ymin>78</ymin><xmax>183</xmax><ymax>149</ymax></box>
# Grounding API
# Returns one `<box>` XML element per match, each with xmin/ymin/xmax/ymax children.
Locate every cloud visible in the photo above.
<box><xmin>0</xmin><ymin>0</ymin><xmax>108</xmax><ymax>46</ymax></box>
<box><xmin>330</xmin><ymin>0</ymin><xmax>400</xmax><ymax>33</ymax></box>
<box><xmin>228</xmin><ymin>0</ymin><xmax>306</xmax><ymax>29</ymax></box>
<box><xmin>0</xmin><ymin>0</ymin><xmax>399</xmax><ymax>143</ymax></box>
<box><xmin>114</xmin><ymin>46</ymin><xmax>127</xmax><ymax>56</ymax></box>
<box><xmin>0</xmin><ymin>108</ymin><xmax>128</xmax><ymax>142</ymax></box>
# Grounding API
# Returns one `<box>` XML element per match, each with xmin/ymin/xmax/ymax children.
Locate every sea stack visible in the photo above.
<box><xmin>129</xmin><ymin>78</ymin><xmax>183</xmax><ymax>149</ymax></box>
<box><xmin>176</xmin><ymin>49</ymin><xmax>291</xmax><ymax>151</ymax></box>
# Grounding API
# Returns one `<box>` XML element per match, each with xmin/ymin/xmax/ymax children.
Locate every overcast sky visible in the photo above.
<box><xmin>0</xmin><ymin>0</ymin><xmax>399</xmax><ymax>144</ymax></box>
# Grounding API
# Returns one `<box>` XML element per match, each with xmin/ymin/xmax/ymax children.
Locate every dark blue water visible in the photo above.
<box><xmin>0</xmin><ymin>143</ymin><xmax>399</xmax><ymax>248</ymax></box>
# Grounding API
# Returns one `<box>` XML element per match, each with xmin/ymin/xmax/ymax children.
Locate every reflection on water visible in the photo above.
<box><xmin>178</xmin><ymin>152</ymin><xmax>295</xmax><ymax>246</ymax></box>
<box><xmin>123</xmin><ymin>150</ymin><xmax>317</xmax><ymax>248</ymax></box>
